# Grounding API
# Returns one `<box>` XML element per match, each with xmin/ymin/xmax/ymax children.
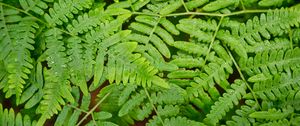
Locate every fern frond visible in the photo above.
<box><xmin>157</xmin><ymin>105</ymin><xmax>180</xmax><ymax>117</ymax></box>
<box><xmin>147</xmin><ymin>116</ymin><xmax>206</xmax><ymax>126</ymax></box>
<box><xmin>54</xmin><ymin>87</ymin><xmax>84</xmax><ymax>126</ymax></box>
<box><xmin>151</xmin><ymin>84</ymin><xmax>187</xmax><ymax>105</ymax></box>
<box><xmin>36</xmin><ymin>28</ymin><xmax>74</xmax><ymax>125</ymax></box>
<box><xmin>0</xmin><ymin>103</ymin><xmax>36</xmax><ymax>126</ymax></box>
<box><xmin>107</xmin><ymin>0</ymin><xmax>150</xmax><ymax>11</ymax></box>
<box><xmin>229</xmin><ymin>7</ymin><xmax>300</xmax><ymax>46</ymax></box>
<box><xmin>44</xmin><ymin>0</ymin><xmax>94</xmax><ymax>26</ymax></box>
<box><xmin>0</xmin><ymin>8</ymin><xmax>38</xmax><ymax>100</ymax></box>
<box><xmin>226</xmin><ymin>100</ymin><xmax>259</xmax><ymax>126</ymax></box>
<box><xmin>217</xmin><ymin>30</ymin><xmax>247</xmax><ymax>58</ymax></box>
<box><xmin>90</xmin><ymin>30</ymin><xmax>131</xmax><ymax>87</ymax></box>
<box><xmin>116</xmin><ymin>84</ymin><xmax>186</xmax><ymax>122</ymax></box>
<box><xmin>280</xmin><ymin>90</ymin><xmax>300</xmax><ymax>111</ymax></box>
<box><xmin>176</xmin><ymin>18</ymin><xmax>217</xmax><ymax>43</ymax></box>
<box><xmin>185</xmin><ymin>0</ymin><xmax>209</xmax><ymax>10</ymax></box>
<box><xmin>202</xmin><ymin>0</ymin><xmax>239</xmax><ymax>12</ymax></box>
<box><xmin>168</xmin><ymin>69</ymin><xmax>200</xmax><ymax>79</ymax></box>
<box><xmin>170</xmin><ymin>57</ymin><xmax>204</xmax><ymax>68</ymax></box>
<box><xmin>240</xmin><ymin>48</ymin><xmax>300</xmax><ymax>76</ymax></box>
<box><xmin>66</xmin><ymin>7</ymin><xmax>131</xmax><ymax>35</ymax></box>
<box><xmin>129</xmin><ymin>102</ymin><xmax>152</xmax><ymax>121</ymax></box>
<box><xmin>258</xmin><ymin>119</ymin><xmax>290</xmax><ymax>126</ymax></box>
<box><xmin>292</xmin><ymin>28</ymin><xmax>300</xmax><ymax>44</ymax></box>
<box><xmin>128</xmin><ymin>15</ymin><xmax>177</xmax><ymax>58</ymax></box>
<box><xmin>194</xmin><ymin>56</ymin><xmax>233</xmax><ymax>90</ymax></box>
<box><xmin>171</xmin><ymin>41</ymin><xmax>208</xmax><ymax>56</ymax></box>
<box><xmin>106</xmin><ymin>42</ymin><xmax>169</xmax><ymax>88</ymax></box>
<box><xmin>19</xmin><ymin>62</ymin><xmax>43</xmax><ymax>108</ymax></box>
<box><xmin>118</xmin><ymin>84</ymin><xmax>137</xmax><ymax>106</ymax></box>
<box><xmin>159</xmin><ymin>0</ymin><xmax>182</xmax><ymax>15</ymax></box>
<box><xmin>291</xmin><ymin>116</ymin><xmax>300</xmax><ymax>126</ymax></box>
<box><xmin>251</xmin><ymin>69</ymin><xmax>300</xmax><ymax>100</ymax></box>
<box><xmin>66</xmin><ymin>8</ymin><xmax>108</xmax><ymax>35</ymax></box>
<box><xmin>203</xmin><ymin>80</ymin><xmax>247</xmax><ymax>125</ymax></box>
<box><xmin>258</xmin><ymin>0</ymin><xmax>294</xmax><ymax>7</ymax></box>
<box><xmin>140</xmin><ymin>44</ymin><xmax>178</xmax><ymax>71</ymax></box>
<box><xmin>249</xmin><ymin>106</ymin><xmax>293</xmax><ymax>121</ymax></box>
<box><xmin>118</xmin><ymin>89</ymin><xmax>147</xmax><ymax>117</ymax></box>
<box><xmin>97</xmin><ymin>84</ymin><xmax>142</xmax><ymax>125</ymax></box>
<box><xmin>67</xmin><ymin>37</ymin><xmax>88</xmax><ymax>95</ymax></box>
<box><xmin>164</xmin><ymin>116</ymin><xmax>206</xmax><ymax>126</ymax></box>
<box><xmin>246</xmin><ymin>38</ymin><xmax>290</xmax><ymax>53</ymax></box>
<box><xmin>84</xmin><ymin>14</ymin><xmax>131</xmax><ymax>82</ymax></box>
<box><xmin>19</xmin><ymin>0</ymin><xmax>52</xmax><ymax>15</ymax></box>
<box><xmin>187</xmin><ymin>83</ymin><xmax>215</xmax><ymax>113</ymax></box>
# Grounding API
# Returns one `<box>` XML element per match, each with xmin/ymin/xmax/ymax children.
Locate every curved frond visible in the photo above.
<box><xmin>0</xmin><ymin>6</ymin><xmax>38</xmax><ymax>100</ymax></box>
<box><xmin>67</xmin><ymin>37</ymin><xmax>88</xmax><ymax>95</ymax></box>
<box><xmin>36</xmin><ymin>28</ymin><xmax>74</xmax><ymax>125</ymax></box>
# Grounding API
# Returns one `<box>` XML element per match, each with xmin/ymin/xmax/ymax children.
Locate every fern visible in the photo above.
<box><xmin>36</xmin><ymin>28</ymin><xmax>74</xmax><ymax>125</ymax></box>
<box><xmin>251</xmin><ymin>69</ymin><xmax>300</xmax><ymax>100</ymax></box>
<box><xmin>203</xmin><ymin>80</ymin><xmax>247</xmax><ymax>125</ymax></box>
<box><xmin>19</xmin><ymin>0</ymin><xmax>51</xmax><ymax>15</ymax></box>
<box><xmin>249</xmin><ymin>106</ymin><xmax>294</xmax><ymax>121</ymax></box>
<box><xmin>228</xmin><ymin>7</ymin><xmax>300</xmax><ymax>48</ymax></box>
<box><xmin>0</xmin><ymin>103</ymin><xmax>36</xmax><ymax>125</ymax></box>
<box><xmin>0</xmin><ymin>6</ymin><xmax>38</xmax><ymax>101</ymax></box>
<box><xmin>66</xmin><ymin>36</ymin><xmax>88</xmax><ymax>95</ymax></box>
<box><xmin>240</xmin><ymin>48</ymin><xmax>300</xmax><ymax>76</ymax></box>
<box><xmin>44</xmin><ymin>0</ymin><xmax>94</xmax><ymax>26</ymax></box>
<box><xmin>258</xmin><ymin>0</ymin><xmax>295</xmax><ymax>7</ymax></box>
<box><xmin>1</xmin><ymin>0</ymin><xmax>300</xmax><ymax>125</ymax></box>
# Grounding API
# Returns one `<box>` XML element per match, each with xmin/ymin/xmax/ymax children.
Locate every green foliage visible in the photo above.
<box><xmin>0</xmin><ymin>103</ymin><xmax>36</xmax><ymax>125</ymax></box>
<box><xmin>1</xmin><ymin>0</ymin><xmax>300</xmax><ymax>126</ymax></box>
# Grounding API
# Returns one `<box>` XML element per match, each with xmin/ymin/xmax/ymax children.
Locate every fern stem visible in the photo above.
<box><xmin>165</xmin><ymin>9</ymin><xmax>269</xmax><ymax>17</ymax></box>
<box><xmin>143</xmin><ymin>88</ymin><xmax>165</xmax><ymax>126</ymax></box>
<box><xmin>147</xmin><ymin>16</ymin><xmax>162</xmax><ymax>45</ymax></box>
<box><xmin>76</xmin><ymin>92</ymin><xmax>111</xmax><ymax>126</ymax></box>
<box><xmin>66</xmin><ymin>104</ymin><xmax>88</xmax><ymax>113</ymax></box>
<box><xmin>224</xmin><ymin>47</ymin><xmax>262</xmax><ymax>110</ymax></box>
<box><xmin>91</xmin><ymin>113</ymin><xmax>97</xmax><ymax>126</ymax></box>
<box><xmin>132</xmin><ymin>12</ymin><xmax>161</xmax><ymax>17</ymax></box>
<box><xmin>239</xmin><ymin>0</ymin><xmax>246</xmax><ymax>10</ymax></box>
<box><xmin>180</xmin><ymin>0</ymin><xmax>190</xmax><ymax>12</ymax></box>
<box><xmin>201</xmin><ymin>16</ymin><xmax>224</xmax><ymax>67</ymax></box>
